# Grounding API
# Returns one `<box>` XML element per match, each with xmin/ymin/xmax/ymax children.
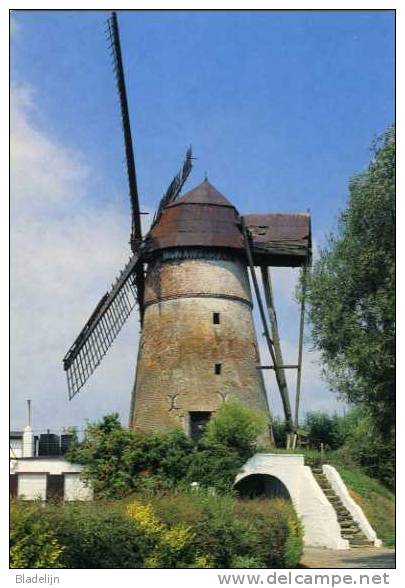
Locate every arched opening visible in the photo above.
<box><xmin>234</xmin><ymin>474</ymin><xmax>291</xmax><ymax>500</ymax></box>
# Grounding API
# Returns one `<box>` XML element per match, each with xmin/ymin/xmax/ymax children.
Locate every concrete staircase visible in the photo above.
<box><xmin>310</xmin><ymin>466</ymin><xmax>374</xmax><ymax>548</ymax></box>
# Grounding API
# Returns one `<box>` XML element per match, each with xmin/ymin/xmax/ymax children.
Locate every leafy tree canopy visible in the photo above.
<box><xmin>305</xmin><ymin>126</ymin><xmax>395</xmax><ymax>435</ymax></box>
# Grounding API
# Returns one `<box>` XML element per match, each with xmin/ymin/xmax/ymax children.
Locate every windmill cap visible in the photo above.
<box><xmin>144</xmin><ymin>179</ymin><xmax>243</xmax><ymax>253</ymax></box>
<box><xmin>167</xmin><ymin>179</ymin><xmax>236</xmax><ymax>209</ymax></box>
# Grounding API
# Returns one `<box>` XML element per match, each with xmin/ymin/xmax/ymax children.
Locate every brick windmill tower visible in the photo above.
<box><xmin>63</xmin><ymin>13</ymin><xmax>311</xmax><ymax>441</ymax></box>
<box><xmin>129</xmin><ymin>179</ymin><xmax>269</xmax><ymax>437</ymax></box>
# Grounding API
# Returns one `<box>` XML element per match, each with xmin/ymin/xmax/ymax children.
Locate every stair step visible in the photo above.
<box><xmin>342</xmin><ymin>526</ymin><xmax>361</xmax><ymax>533</ymax></box>
<box><xmin>342</xmin><ymin>532</ymin><xmax>362</xmax><ymax>538</ymax></box>
<box><xmin>340</xmin><ymin>521</ymin><xmax>359</xmax><ymax>528</ymax></box>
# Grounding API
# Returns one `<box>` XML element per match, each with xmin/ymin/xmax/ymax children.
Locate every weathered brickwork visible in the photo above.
<box><xmin>143</xmin><ymin>257</ymin><xmax>252</xmax><ymax>305</ymax></box>
<box><xmin>129</xmin><ymin>256</ymin><xmax>270</xmax><ymax>435</ymax></box>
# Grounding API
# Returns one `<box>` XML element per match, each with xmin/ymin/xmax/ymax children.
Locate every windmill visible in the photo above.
<box><xmin>63</xmin><ymin>12</ymin><xmax>311</xmax><ymax>442</ymax></box>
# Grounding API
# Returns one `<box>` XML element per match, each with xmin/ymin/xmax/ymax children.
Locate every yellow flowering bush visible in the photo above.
<box><xmin>126</xmin><ymin>499</ymin><xmax>194</xmax><ymax>568</ymax></box>
<box><xmin>126</xmin><ymin>500</ymin><xmax>163</xmax><ymax>535</ymax></box>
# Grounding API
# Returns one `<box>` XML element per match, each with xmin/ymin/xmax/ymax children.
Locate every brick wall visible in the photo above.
<box><xmin>129</xmin><ymin>256</ymin><xmax>270</xmax><ymax>435</ymax></box>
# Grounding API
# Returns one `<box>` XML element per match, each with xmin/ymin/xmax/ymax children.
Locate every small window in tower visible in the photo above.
<box><xmin>215</xmin><ymin>363</ymin><xmax>222</xmax><ymax>375</ymax></box>
<box><xmin>213</xmin><ymin>312</ymin><xmax>220</xmax><ymax>325</ymax></box>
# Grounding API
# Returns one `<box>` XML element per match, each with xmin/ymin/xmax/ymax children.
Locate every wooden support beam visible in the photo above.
<box><xmin>258</xmin><ymin>365</ymin><xmax>299</xmax><ymax>370</ymax></box>
<box><xmin>294</xmin><ymin>265</ymin><xmax>308</xmax><ymax>428</ymax></box>
<box><xmin>261</xmin><ymin>266</ymin><xmax>292</xmax><ymax>432</ymax></box>
<box><xmin>240</xmin><ymin>217</ymin><xmax>294</xmax><ymax>431</ymax></box>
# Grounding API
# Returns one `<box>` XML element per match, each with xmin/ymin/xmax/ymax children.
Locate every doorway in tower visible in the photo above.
<box><xmin>189</xmin><ymin>411</ymin><xmax>212</xmax><ymax>442</ymax></box>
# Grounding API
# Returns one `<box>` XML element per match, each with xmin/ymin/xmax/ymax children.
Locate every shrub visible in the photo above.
<box><xmin>186</xmin><ymin>442</ymin><xmax>244</xmax><ymax>493</ymax></box>
<box><xmin>191</xmin><ymin>491</ymin><xmax>255</xmax><ymax>568</ymax></box>
<box><xmin>203</xmin><ymin>399</ymin><xmax>268</xmax><ymax>461</ymax></box>
<box><xmin>66</xmin><ymin>406</ymin><xmax>268</xmax><ymax>498</ymax></box>
<box><xmin>66</xmin><ymin>414</ymin><xmax>194</xmax><ymax>498</ymax></box>
<box><xmin>10</xmin><ymin>501</ymin><xmax>64</xmax><ymax>569</ymax></box>
<box><xmin>44</xmin><ymin>502</ymin><xmax>151</xmax><ymax>568</ymax></box>
<box><xmin>271</xmin><ymin>417</ymin><xmax>288</xmax><ymax>448</ymax></box>
<box><xmin>126</xmin><ymin>499</ymin><xmax>195</xmax><ymax>568</ymax></box>
<box><xmin>235</xmin><ymin>498</ymin><xmax>303</xmax><ymax>568</ymax></box>
<box><xmin>139</xmin><ymin>490</ymin><xmax>303</xmax><ymax>569</ymax></box>
<box><xmin>230</xmin><ymin>555</ymin><xmax>263</xmax><ymax>568</ymax></box>
<box><xmin>10</xmin><ymin>492</ymin><xmax>304</xmax><ymax>569</ymax></box>
<box><xmin>339</xmin><ymin>408</ymin><xmax>395</xmax><ymax>489</ymax></box>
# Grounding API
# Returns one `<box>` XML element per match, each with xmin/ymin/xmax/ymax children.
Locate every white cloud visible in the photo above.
<box><xmin>10</xmin><ymin>82</ymin><xmax>141</xmax><ymax>432</ymax></box>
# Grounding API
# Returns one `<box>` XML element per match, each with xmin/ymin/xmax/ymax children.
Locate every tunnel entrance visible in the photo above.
<box><xmin>234</xmin><ymin>474</ymin><xmax>291</xmax><ymax>500</ymax></box>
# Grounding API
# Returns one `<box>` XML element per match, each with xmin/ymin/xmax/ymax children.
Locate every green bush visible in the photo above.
<box><xmin>183</xmin><ymin>400</ymin><xmax>269</xmax><ymax>493</ymax></box>
<box><xmin>235</xmin><ymin>498</ymin><xmax>303</xmax><ymax>568</ymax></box>
<box><xmin>338</xmin><ymin>408</ymin><xmax>394</xmax><ymax>489</ymax></box>
<box><xmin>44</xmin><ymin>502</ymin><xmax>151</xmax><ymax>568</ymax></box>
<box><xmin>186</xmin><ymin>442</ymin><xmax>244</xmax><ymax>493</ymax></box>
<box><xmin>143</xmin><ymin>490</ymin><xmax>303</xmax><ymax>568</ymax></box>
<box><xmin>136</xmin><ymin>490</ymin><xmax>254</xmax><ymax>568</ymax></box>
<box><xmin>203</xmin><ymin>399</ymin><xmax>268</xmax><ymax>461</ymax></box>
<box><xmin>10</xmin><ymin>492</ymin><xmax>303</xmax><ymax>569</ymax></box>
<box><xmin>66</xmin><ymin>414</ymin><xmax>194</xmax><ymax>498</ymax></box>
<box><xmin>10</xmin><ymin>501</ymin><xmax>64</xmax><ymax>569</ymax></box>
<box><xmin>66</xmin><ymin>405</ymin><xmax>268</xmax><ymax>498</ymax></box>
<box><xmin>270</xmin><ymin>417</ymin><xmax>288</xmax><ymax>448</ymax></box>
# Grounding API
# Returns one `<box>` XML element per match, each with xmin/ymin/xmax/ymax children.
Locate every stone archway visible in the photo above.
<box><xmin>234</xmin><ymin>473</ymin><xmax>291</xmax><ymax>500</ymax></box>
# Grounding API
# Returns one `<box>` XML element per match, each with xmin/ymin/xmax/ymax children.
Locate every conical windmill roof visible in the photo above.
<box><xmin>167</xmin><ymin>179</ymin><xmax>235</xmax><ymax>208</ymax></box>
<box><xmin>145</xmin><ymin>180</ymin><xmax>244</xmax><ymax>254</ymax></box>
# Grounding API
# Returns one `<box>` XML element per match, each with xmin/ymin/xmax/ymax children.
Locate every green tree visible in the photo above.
<box><xmin>66</xmin><ymin>414</ymin><xmax>194</xmax><ymax>498</ymax></box>
<box><xmin>338</xmin><ymin>407</ymin><xmax>395</xmax><ymax>488</ymax></box>
<box><xmin>305</xmin><ymin>126</ymin><xmax>395</xmax><ymax>436</ymax></box>
<box><xmin>304</xmin><ymin>411</ymin><xmax>345</xmax><ymax>450</ymax></box>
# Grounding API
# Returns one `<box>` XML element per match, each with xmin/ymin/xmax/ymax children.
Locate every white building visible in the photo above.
<box><xmin>10</xmin><ymin>426</ymin><xmax>92</xmax><ymax>502</ymax></box>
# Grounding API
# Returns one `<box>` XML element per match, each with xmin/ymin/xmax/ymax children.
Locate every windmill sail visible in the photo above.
<box><xmin>63</xmin><ymin>14</ymin><xmax>194</xmax><ymax>400</ymax></box>
<box><xmin>63</xmin><ymin>254</ymin><xmax>142</xmax><ymax>399</ymax></box>
<box><xmin>152</xmin><ymin>147</ymin><xmax>193</xmax><ymax>228</ymax></box>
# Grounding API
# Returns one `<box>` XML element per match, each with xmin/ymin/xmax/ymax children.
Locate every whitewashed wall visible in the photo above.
<box><xmin>10</xmin><ymin>457</ymin><xmax>93</xmax><ymax>501</ymax></box>
<box><xmin>64</xmin><ymin>473</ymin><xmax>93</xmax><ymax>501</ymax></box>
<box><xmin>18</xmin><ymin>473</ymin><xmax>47</xmax><ymax>500</ymax></box>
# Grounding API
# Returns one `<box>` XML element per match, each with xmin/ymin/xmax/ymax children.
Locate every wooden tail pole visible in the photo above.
<box><xmin>240</xmin><ymin>217</ymin><xmax>294</xmax><ymax>432</ymax></box>
<box><xmin>294</xmin><ymin>264</ymin><xmax>308</xmax><ymax>428</ymax></box>
<box><xmin>260</xmin><ymin>266</ymin><xmax>291</xmax><ymax>412</ymax></box>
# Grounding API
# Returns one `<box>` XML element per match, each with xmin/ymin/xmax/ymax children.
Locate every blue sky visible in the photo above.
<box><xmin>10</xmin><ymin>10</ymin><xmax>394</xmax><ymax>432</ymax></box>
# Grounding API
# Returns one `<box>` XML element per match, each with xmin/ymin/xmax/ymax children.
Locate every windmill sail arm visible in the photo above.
<box><xmin>63</xmin><ymin>253</ymin><xmax>142</xmax><ymax>399</ymax></box>
<box><xmin>107</xmin><ymin>12</ymin><xmax>142</xmax><ymax>250</ymax></box>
